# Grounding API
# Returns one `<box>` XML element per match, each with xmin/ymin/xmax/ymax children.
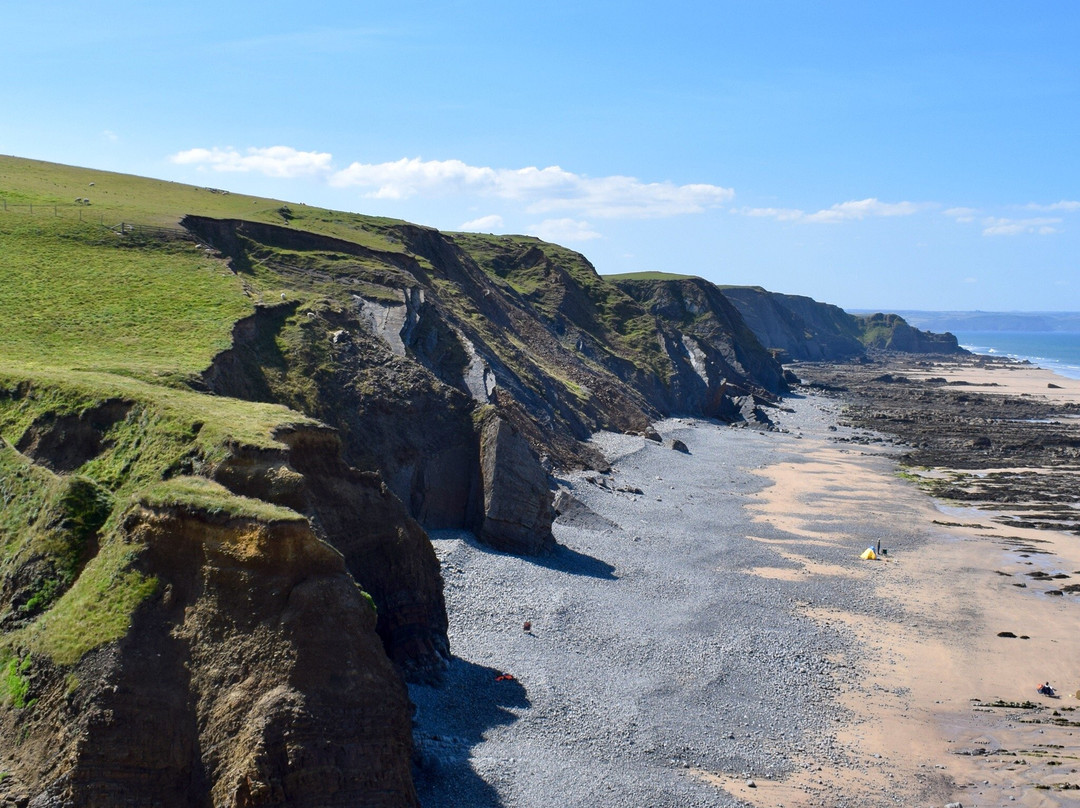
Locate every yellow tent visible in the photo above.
<box><xmin>860</xmin><ymin>547</ymin><xmax>877</xmax><ymax>560</ymax></box>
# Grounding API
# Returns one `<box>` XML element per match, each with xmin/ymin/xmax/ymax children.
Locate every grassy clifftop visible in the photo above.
<box><xmin>0</xmin><ymin>157</ymin><xmax>329</xmax><ymax>671</ymax></box>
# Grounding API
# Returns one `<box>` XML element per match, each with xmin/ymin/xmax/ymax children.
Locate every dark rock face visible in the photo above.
<box><xmin>478</xmin><ymin>416</ymin><xmax>556</xmax><ymax>555</ymax></box>
<box><xmin>210</xmin><ymin>425</ymin><xmax>449</xmax><ymax>682</ymax></box>
<box><xmin>721</xmin><ymin>287</ymin><xmax>965</xmax><ymax>360</ymax></box>
<box><xmin>15</xmin><ymin>399</ymin><xmax>132</xmax><ymax>473</ymax></box>
<box><xmin>200</xmin><ymin>300</ymin><xmax>481</xmax><ymax>533</ymax></box>
<box><xmin>720</xmin><ymin>286</ymin><xmax>866</xmax><ymax>361</ymax></box>
<box><xmin>612</xmin><ymin>277</ymin><xmax>787</xmax><ymax>406</ymax></box>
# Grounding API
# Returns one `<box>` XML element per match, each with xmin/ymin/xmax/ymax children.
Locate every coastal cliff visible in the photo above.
<box><xmin>0</xmin><ymin>155</ymin><xmax>966</xmax><ymax>806</ymax></box>
<box><xmin>721</xmin><ymin>285</ymin><xmax>965</xmax><ymax>360</ymax></box>
<box><xmin>185</xmin><ymin>215</ymin><xmax>791</xmax><ymax>548</ymax></box>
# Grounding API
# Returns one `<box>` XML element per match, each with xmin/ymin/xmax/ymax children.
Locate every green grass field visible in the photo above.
<box><xmin>0</xmin><ymin>216</ymin><xmax>249</xmax><ymax>378</ymax></box>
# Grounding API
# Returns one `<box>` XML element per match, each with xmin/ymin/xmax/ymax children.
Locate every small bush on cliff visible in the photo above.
<box><xmin>0</xmin><ymin>653</ymin><xmax>33</xmax><ymax>709</ymax></box>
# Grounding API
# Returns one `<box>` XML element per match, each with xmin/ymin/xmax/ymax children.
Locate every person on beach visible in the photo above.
<box><xmin>1037</xmin><ymin>682</ymin><xmax>1055</xmax><ymax>696</ymax></box>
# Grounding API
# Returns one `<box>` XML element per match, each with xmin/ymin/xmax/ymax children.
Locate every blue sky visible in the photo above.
<box><xmin>4</xmin><ymin>1</ymin><xmax>1079</xmax><ymax>311</ymax></box>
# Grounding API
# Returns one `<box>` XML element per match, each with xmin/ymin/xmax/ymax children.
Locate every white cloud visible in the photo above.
<box><xmin>737</xmin><ymin>206</ymin><xmax>805</xmax><ymax>221</ymax></box>
<box><xmin>330</xmin><ymin>157</ymin><xmax>733</xmax><ymax>218</ymax></box>
<box><xmin>170</xmin><ymin>146</ymin><xmax>333</xmax><ymax>178</ymax></box>
<box><xmin>981</xmin><ymin>216</ymin><xmax>1062</xmax><ymax>236</ymax></box>
<box><xmin>459</xmin><ymin>214</ymin><xmax>504</xmax><ymax>232</ymax></box>
<box><xmin>803</xmin><ymin>198</ymin><xmax>924</xmax><ymax>223</ymax></box>
<box><xmin>102</xmin><ymin>129</ymin><xmax>119</xmax><ymax>143</ymax></box>
<box><xmin>527</xmin><ymin>218</ymin><xmax>602</xmax><ymax>243</ymax></box>
<box><xmin>330</xmin><ymin>157</ymin><xmax>492</xmax><ymax>199</ymax></box>
<box><xmin>1024</xmin><ymin>200</ymin><xmax>1080</xmax><ymax>212</ymax></box>
<box><xmin>169</xmin><ymin>146</ymin><xmax>733</xmax><ymax>220</ymax></box>
<box><xmin>736</xmin><ymin>198</ymin><xmax>925</xmax><ymax>224</ymax></box>
<box><xmin>943</xmin><ymin>206</ymin><xmax>978</xmax><ymax>223</ymax></box>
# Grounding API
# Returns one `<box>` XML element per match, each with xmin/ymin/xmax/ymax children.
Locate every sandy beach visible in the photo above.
<box><xmin>410</xmin><ymin>357</ymin><xmax>1080</xmax><ymax>807</ymax></box>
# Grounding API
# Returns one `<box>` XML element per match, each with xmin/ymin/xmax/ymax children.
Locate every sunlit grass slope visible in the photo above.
<box><xmin>0</xmin><ymin>217</ymin><xmax>248</xmax><ymax>378</ymax></box>
<box><xmin>0</xmin><ymin>155</ymin><xmax>408</xmax><ymax>248</ymax></box>
<box><xmin>0</xmin><ymin>155</ymin><xmax>418</xmax><ymax>379</ymax></box>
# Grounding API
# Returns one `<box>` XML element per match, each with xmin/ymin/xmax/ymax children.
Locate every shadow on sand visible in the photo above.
<box><xmin>411</xmin><ymin>658</ymin><xmax>531</xmax><ymax>808</ymax></box>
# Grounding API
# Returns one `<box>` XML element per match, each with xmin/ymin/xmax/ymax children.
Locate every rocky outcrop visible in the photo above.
<box><xmin>1</xmin><ymin>503</ymin><xmax>418</xmax><ymax>808</ymax></box>
<box><xmin>611</xmin><ymin>275</ymin><xmax>787</xmax><ymax>408</ymax></box>
<box><xmin>721</xmin><ymin>286</ymin><xmax>966</xmax><ymax>360</ymax></box>
<box><xmin>210</xmin><ymin>425</ymin><xmax>449</xmax><ymax>682</ymax></box>
<box><xmin>855</xmin><ymin>312</ymin><xmax>964</xmax><ymax>353</ymax></box>
<box><xmin>477</xmin><ymin>415</ymin><xmax>555</xmax><ymax>554</ymax></box>
<box><xmin>200</xmin><ymin>300</ymin><xmax>481</xmax><ymax>532</ymax></box>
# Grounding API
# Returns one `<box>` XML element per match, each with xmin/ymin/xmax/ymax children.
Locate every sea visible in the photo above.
<box><xmin>951</xmin><ymin>331</ymin><xmax>1080</xmax><ymax>380</ymax></box>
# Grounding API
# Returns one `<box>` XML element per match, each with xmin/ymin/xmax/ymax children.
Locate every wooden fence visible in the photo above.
<box><xmin>1</xmin><ymin>198</ymin><xmax>201</xmax><ymax>245</ymax></box>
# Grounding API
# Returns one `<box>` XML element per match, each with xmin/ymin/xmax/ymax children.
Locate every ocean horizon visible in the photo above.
<box><xmin>952</xmin><ymin>330</ymin><xmax>1080</xmax><ymax>380</ymax></box>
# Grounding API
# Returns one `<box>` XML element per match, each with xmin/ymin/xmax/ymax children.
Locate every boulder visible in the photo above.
<box><xmin>478</xmin><ymin>416</ymin><xmax>555</xmax><ymax>554</ymax></box>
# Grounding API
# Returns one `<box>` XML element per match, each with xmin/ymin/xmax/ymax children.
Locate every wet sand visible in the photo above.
<box><xmin>745</xmin><ymin>434</ymin><xmax>1080</xmax><ymax>806</ymax></box>
<box><xmin>749</xmin><ymin>358</ymin><xmax>1080</xmax><ymax>807</ymax></box>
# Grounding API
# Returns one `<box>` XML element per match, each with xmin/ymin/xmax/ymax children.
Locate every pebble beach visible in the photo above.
<box><xmin>411</xmin><ymin>359</ymin><xmax>1080</xmax><ymax>808</ymax></box>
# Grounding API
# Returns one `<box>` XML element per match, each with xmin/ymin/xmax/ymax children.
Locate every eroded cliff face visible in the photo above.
<box><xmin>611</xmin><ymin>277</ymin><xmax>787</xmax><ymax>417</ymax></box>
<box><xmin>719</xmin><ymin>286</ymin><xmax>867</xmax><ymax>362</ymax></box>
<box><xmin>720</xmin><ymin>286</ymin><xmax>965</xmax><ymax>360</ymax></box>
<box><xmin>200</xmin><ymin>300</ymin><xmax>481</xmax><ymax>534</ymax></box>
<box><xmin>188</xmin><ymin>217</ymin><xmax>795</xmax><ymax>557</ymax></box>
<box><xmin>0</xmin><ymin>504</ymin><xmax>417</xmax><ymax>808</ymax></box>
<box><xmin>211</xmin><ymin>425</ymin><xmax>449</xmax><ymax>681</ymax></box>
<box><xmin>0</xmin><ymin>383</ymin><xmax>426</xmax><ymax>807</ymax></box>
